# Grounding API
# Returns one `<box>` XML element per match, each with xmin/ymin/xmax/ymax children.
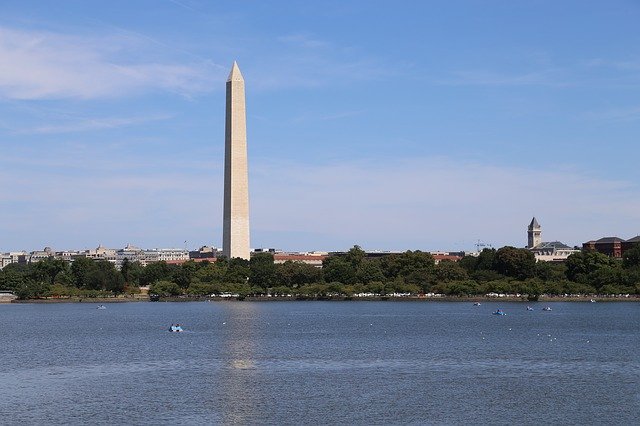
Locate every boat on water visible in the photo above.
<box><xmin>169</xmin><ymin>324</ymin><xmax>184</xmax><ymax>332</ymax></box>
<box><xmin>542</xmin><ymin>307</ymin><xmax>552</xmax><ymax>311</ymax></box>
<box><xmin>526</xmin><ymin>306</ymin><xmax>534</xmax><ymax>311</ymax></box>
<box><xmin>590</xmin><ymin>299</ymin><xmax>596</xmax><ymax>303</ymax></box>
<box><xmin>97</xmin><ymin>305</ymin><xmax>106</xmax><ymax>310</ymax></box>
<box><xmin>473</xmin><ymin>302</ymin><xmax>481</xmax><ymax>306</ymax></box>
<box><xmin>492</xmin><ymin>309</ymin><xmax>506</xmax><ymax>316</ymax></box>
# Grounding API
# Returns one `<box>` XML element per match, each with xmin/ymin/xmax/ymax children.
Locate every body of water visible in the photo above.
<box><xmin>0</xmin><ymin>301</ymin><xmax>638</xmax><ymax>425</ymax></box>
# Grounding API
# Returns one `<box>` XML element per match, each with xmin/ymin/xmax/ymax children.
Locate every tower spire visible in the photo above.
<box><xmin>527</xmin><ymin>217</ymin><xmax>541</xmax><ymax>249</ymax></box>
<box><xmin>222</xmin><ymin>61</ymin><xmax>250</xmax><ymax>260</ymax></box>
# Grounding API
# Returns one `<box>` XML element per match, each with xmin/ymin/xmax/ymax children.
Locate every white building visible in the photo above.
<box><xmin>525</xmin><ymin>218</ymin><xmax>579</xmax><ymax>262</ymax></box>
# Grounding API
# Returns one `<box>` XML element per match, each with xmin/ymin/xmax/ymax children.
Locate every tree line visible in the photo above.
<box><xmin>1</xmin><ymin>244</ymin><xmax>639</xmax><ymax>299</ymax></box>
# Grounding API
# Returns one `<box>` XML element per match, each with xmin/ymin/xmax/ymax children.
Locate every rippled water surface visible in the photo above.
<box><xmin>1</xmin><ymin>301</ymin><xmax>638</xmax><ymax>425</ymax></box>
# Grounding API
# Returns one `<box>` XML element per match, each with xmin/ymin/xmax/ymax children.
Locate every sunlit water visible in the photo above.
<box><xmin>1</xmin><ymin>301</ymin><xmax>638</xmax><ymax>425</ymax></box>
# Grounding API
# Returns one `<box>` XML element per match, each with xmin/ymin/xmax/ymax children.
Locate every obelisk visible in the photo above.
<box><xmin>223</xmin><ymin>61</ymin><xmax>250</xmax><ymax>260</ymax></box>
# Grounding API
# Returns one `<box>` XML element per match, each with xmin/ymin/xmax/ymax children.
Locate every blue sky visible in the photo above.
<box><xmin>1</xmin><ymin>0</ymin><xmax>639</xmax><ymax>253</ymax></box>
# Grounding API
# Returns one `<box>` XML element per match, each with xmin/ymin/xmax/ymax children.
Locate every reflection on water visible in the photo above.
<box><xmin>0</xmin><ymin>301</ymin><xmax>638</xmax><ymax>425</ymax></box>
<box><xmin>217</xmin><ymin>302</ymin><xmax>259</xmax><ymax>424</ymax></box>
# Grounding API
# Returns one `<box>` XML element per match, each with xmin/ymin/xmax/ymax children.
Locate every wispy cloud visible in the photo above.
<box><xmin>0</xmin><ymin>26</ymin><xmax>219</xmax><ymax>100</ymax></box>
<box><xmin>277</xmin><ymin>34</ymin><xmax>329</xmax><ymax>49</ymax></box>
<box><xmin>3</xmin><ymin>152</ymin><xmax>636</xmax><ymax>252</ymax></box>
<box><xmin>584</xmin><ymin>106</ymin><xmax>640</xmax><ymax>123</ymax></box>
<box><xmin>250</xmin><ymin>157</ymin><xmax>640</xmax><ymax>250</ymax></box>
<box><xmin>439</xmin><ymin>68</ymin><xmax>571</xmax><ymax>87</ymax></box>
<box><xmin>247</xmin><ymin>33</ymin><xmax>393</xmax><ymax>90</ymax></box>
<box><xmin>291</xmin><ymin>109</ymin><xmax>365</xmax><ymax>124</ymax></box>
<box><xmin>10</xmin><ymin>113</ymin><xmax>173</xmax><ymax>134</ymax></box>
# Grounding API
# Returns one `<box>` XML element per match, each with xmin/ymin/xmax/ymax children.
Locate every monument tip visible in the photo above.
<box><xmin>227</xmin><ymin>61</ymin><xmax>244</xmax><ymax>82</ymax></box>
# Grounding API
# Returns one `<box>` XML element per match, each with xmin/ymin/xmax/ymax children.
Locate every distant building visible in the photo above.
<box><xmin>189</xmin><ymin>246</ymin><xmax>220</xmax><ymax>260</ymax></box>
<box><xmin>29</xmin><ymin>246</ymin><xmax>55</xmax><ymax>263</ymax></box>
<box><xmin>525</xmin><ymin>217</ymin><xmax>579</xmax><ymax>262</ymax></box>
<box><xmin>115</xmin><ymin>244</ymin><xmax>188</xmax><ymax>267</ymax></box>
<box><xmin>583</xmin><ymin>235</ymin><xmax>640</xmax><ymax>258</ymax></box>
<box><xmin>0</xmin><ymin>251</ymin><xmax>28</xmax><ymax>269</ymax></box>
<box><xmin>527</xmin><ymin>217</ymin><xmax>542</xmax><ymax>249</ymax></box>
<box><xmin>432</xmin><ymin>253</ymin><xmax>463</xmax><ymax>264</ymax></box>
<box><xmin>273</xmin><ymin>252</ymin><xmax>327</xmax><ymax>267</ymax></box>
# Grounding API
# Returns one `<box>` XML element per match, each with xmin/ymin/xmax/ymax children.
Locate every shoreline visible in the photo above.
<box><xmin>6</xmin><ymin>294</ymin><xmax>638</xmax><ymax>304</ymax></box>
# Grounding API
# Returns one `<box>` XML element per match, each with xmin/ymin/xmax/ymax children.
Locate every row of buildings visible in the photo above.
<box><xmin>1</xmin><ymin>217</ymin><xmax>638</xmax><ymax>270</ymax></box>
<box><xmin>0</xmin><ymin>245</ymin><xmax>190</xmax><ymax>270</ymax></box>
<box><xmin>0</xmin><ymin>243</ymin><xmax>465</xmax><ymax>271</ymax></box>
<box><xmin>526</xmin><ymin>216</ymin><xmax>640</xmax><ymax>260</ymax></box>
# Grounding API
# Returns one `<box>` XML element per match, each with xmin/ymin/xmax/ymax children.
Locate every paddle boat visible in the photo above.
<box><xmin>492</xmin><ymin>309</ymin><xmax>506</xmax><ymax>316</ymax></box>
<box><xmin>169</xmin><ymin>324</ymin><xmax>184</xmax><ymax>332</ymax></box>
<box><xmin>473</xmin><ymin>302</ymin><xmax>481</xmax><ymax>306</ymax></box>
<box><xmin>542</xmin><ymin>307</ymin><xmax>552</xmax><ymax>311</ymax></box>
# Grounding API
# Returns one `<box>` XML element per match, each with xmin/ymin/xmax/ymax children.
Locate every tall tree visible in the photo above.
<box><xmin>494</xmin><ymin>247</ymin><xmax>536</xmax><ymax>279</ymax></box>
<box><xmin>249</xmin><ymin>253</ymin><xmax>276</xmax><ymax>288</ymax></box>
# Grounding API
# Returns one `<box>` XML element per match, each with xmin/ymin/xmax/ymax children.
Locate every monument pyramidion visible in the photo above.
<box><xmin>222</xmin><ymin>61</ymin><xmax>250</xmax><ymax>260</ymax></box>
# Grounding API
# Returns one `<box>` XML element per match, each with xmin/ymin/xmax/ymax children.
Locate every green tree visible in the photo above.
<box><xmin>140</xmin><ymin>261</ymin><xmax>172</xmax><ymax>287</ymax></box>
<box><xmin>86</xmin><ymin>261</ymin><xmax>125</xmax><ymax>293</ymax></box>
<box><xmin>345</xmin><ymin>245</ymin><xmax>366</xmax><ymax>268</ymax></box>
<box><xmin>249</xmin><ymin>253</ymin><xmax>276</xmax><ymax>288</ymax></box>
<box><xmin>565</xmin><ymin>251</ymin><xmax>618</xmax><ymax>283</ymax></box>
<box><xmin>225</xmin><ymin>258</ymin><xmax>250</xmax><ymax>283</ymax></box>
<box><xmin>475</xmin><ymin>248</ymin><xmax>497</xmax><ymax>270</ymax></box>
<box><xmin>457</xmin><ymin>255</ymin><xmax>478</xmax><ymax>273</ymax></box>
<box><xmin>434</xmin><ymin>260</ymin><xmax>469</xmax><ymax>282</ymax></box>
<box><xmin>494</xmin><ymin>247</ymin><xmax>536</xmax><ymax>279</ymax></box>
<box><xmin>274</xmin><ymin>261</ymin><xmax>323</xmax><ymax>287</ymax></box>
<box><xmin>172</xmin><ymin>260</ymin><xmax>198</xmax><ymax>288</ymax></box>
<box><xmin>195</xmin><ymin>261</ymin><xmax>227</xmax><ymax>283</ymax></box>
<box><xmin>71</xmin><ymin>257</ymin><xmax>96</xmax><ymax>289</ymax></box>
<box><xmin>535</xmin><ymin>261</ymin><xmax>567</xmax><ymax>282</ymax></box>
<box><xmin>356</xmin><ymin>260</ymin><xmax>385</xmax><ymax>284</ymax></box>
<box><xmin>623</xmin><ymin>244</ymin><xmax>640</xmax><ymax>269</ymax></box>
<box><xmin>379</xmin><ymin>251</ymin><xmax>435</xmax><ymax>282</ymax></box>
<box><xmin>34</xmin><ymin>257</ymin><xmax>69</xmax><ymax>285</ymax></box>
<box><xmin>322</xmin><ymin>256</ymin><xmax>356</xmax><ymax>284</ymax></box>
<box><xmin>0</xmin><ymin>265</ymin><xmax>27</xmax><ymax>292</ymax></box>
<box><xmin>121</xmin><ymin>259</ymin><xmax>143</xmax><ymax>286</ymax></box>
<box><xmin>150</xmin><ymin>280</ymin><xmax>181</xmax><ymax>296</ymax></box>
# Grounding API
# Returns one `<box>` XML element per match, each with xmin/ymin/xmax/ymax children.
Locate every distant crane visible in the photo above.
<box><xmin>475</xmin><ymin>240</ymin><xmax>493</xmax><ymax>253</ymax></box>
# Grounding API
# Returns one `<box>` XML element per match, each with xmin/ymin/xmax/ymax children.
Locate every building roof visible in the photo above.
<box><xmin>534</xmin><ymin>241</ymin><xmax>572</xmax><ymax>250</ymax></box>
<box><xmin>595</xmin><ymin>237</ymin><xmax>625</xmax><ymax>243</ymax></box>
<box><xmin>528</xmin><ymin>217</ymin><xmax>540</xmax><ymax>230</ymax></box>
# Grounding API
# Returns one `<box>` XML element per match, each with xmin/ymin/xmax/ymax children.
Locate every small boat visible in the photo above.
<box><xmin>492</xmin><ymin>309</ymin><xmax>506</xmax><ymax>316</ymax></box>
<box><xmin>473</xmin><ymin>302</ymin><xmax>481</xmax><ymax>306</ymax></box>
<box><xmin>526</xmin><ymin>306</ymin><xmax>534</xmax><ymax>311</ymax></box>
<box><xmin>542</xmin><ymin>307</ymin><xmax>552</xmax><ymax>311</ymax></box>
<box><xmin>590</xmin><ymin>299</ymin><xmax>596</xmax><ymax>303</ymax></box>
<box><xmin>169</xmin><ymin>324</ymin><xmax>184</xmax><ymax>332</ymax></box>
<box><xmin>97</xmin><ymin>305</ymin><xmax>106</xmax><ymax>310</ymax></box>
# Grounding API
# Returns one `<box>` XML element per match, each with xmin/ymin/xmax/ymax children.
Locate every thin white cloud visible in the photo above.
<box><xmin>0</xmin><ymin>26</ymin><xmax>219</xmax><ymax>100</ymax></box>
<box><xmin>11</xmin><ymin>114</ymin><xmax>173</xmax><ymax>134</ymax></box>
<box><xmin>2</xmin><ymin>154</ymin><xmax>638</xmax><ymax>252</ymax></box>
<box><xmin>250</xmin><ymin>157</ymin><xmax>640</xmax><ymax>250</ymax></box>
<box><xmin>439</xmin><ymin>69</ymin><xmax>571</xmax><ymax>87</ymax></box>
<box><xmin>247</xmin><ymin>33</ymin><xmax>393</xmax><ymax>90</ymax></box>
<box><xmin>584</xmin><ymin>106</ymin><xmax>640</xmax><ymax>123</ymax></box>
<box><xmin>277</xmin><ymin>34</ymin><xmax>329</xmax><ymax>49</ymax></box>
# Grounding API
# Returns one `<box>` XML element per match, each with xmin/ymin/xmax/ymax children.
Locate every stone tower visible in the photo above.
<box><xmin>223</xmin><ymin>61</ymin><xmax>250</xmax><ymax>260</ymax></box>
<box><xmin>527</xmin><ymin>217</ymin><xmax>541</xmax><ymax>249</ymax></box>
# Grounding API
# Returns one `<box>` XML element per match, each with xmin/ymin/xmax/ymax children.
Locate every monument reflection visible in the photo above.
<box><xmin>216</xmin><ymin>302</ymin><xmax>260</xmax><ymax>423</ymax></box>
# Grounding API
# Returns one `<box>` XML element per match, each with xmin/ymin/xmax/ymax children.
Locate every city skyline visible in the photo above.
<box><xmin>1</xmin><ymin>1</ymin><xmax>640</xmax><ymax>253</ymax></box>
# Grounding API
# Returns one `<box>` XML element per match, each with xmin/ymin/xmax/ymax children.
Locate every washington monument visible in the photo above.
<box><xmin>223</xmin><ymin>61</ymin><xmax>250</xmax><ymax>260</ymax></box>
